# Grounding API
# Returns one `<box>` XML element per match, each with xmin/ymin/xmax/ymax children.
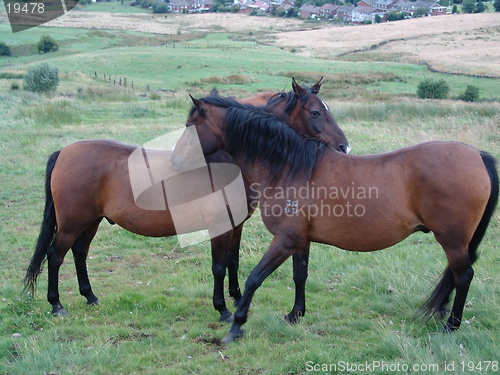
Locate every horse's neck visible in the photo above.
<box><xmin>231</xmin><ymin>154</ymin><xmax>270</xmax><ymax>188</ymax></box>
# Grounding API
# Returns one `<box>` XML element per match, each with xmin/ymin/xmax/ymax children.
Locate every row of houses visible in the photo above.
<box><xmin>168</xmin><ymin>0</ymin><xmax>448</xmax><ymax>22</ymax></box>
<box><xmin>297</xmin><ymin>0</ymin><xmax>448</xmax><ymax>22</ymax></box>
<box><xmin>169</xmin><ymin>0</ymin><xmax>213</xmax><ymax>12</ymax></box>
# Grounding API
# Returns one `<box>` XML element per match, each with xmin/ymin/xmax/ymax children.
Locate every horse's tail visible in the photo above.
<box><xmin>23</xmin><ymin>150</ymin><xmax>61</xmax><ymax>296</ymax></box>
<box><xmin>424</xmin><ymin>151</ymin><xmax>498</xmax><ymax>317</ymax></box>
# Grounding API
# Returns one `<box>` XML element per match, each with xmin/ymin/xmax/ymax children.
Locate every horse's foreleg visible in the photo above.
<box><xmin>285</xmin><ymin>242</ymin><xmax>310</xmax><ymax>324</ymax></box>
<box><xmin>72</xmin><ymin>222</ymin><xmax>101</xmax><ymax>306</ymax></box>
<box><xmin>222</xmin><ymin>235</ymin><xmax>300</xmax><ymax>344</ymax></box>
<box><xmin>210</xmin><ymin>233</ymin><xmax>233</xmax><ymax>322</ymax></box>
<box><xmin>228</xmin><ymin>224</ymin><xmax>244</xmax><ymax>306</ymax></box>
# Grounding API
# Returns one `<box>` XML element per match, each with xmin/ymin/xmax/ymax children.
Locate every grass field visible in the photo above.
<box><xmin>0</xmin><ymin>12</ymin><xmax>499</xmax><ymax>375</ymax></box>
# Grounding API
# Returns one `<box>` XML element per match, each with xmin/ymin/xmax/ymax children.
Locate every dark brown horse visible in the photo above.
<box><xmin>170</xmin><ymin>96</ymin><xmax>498</xmax><ymax>343</ymax></box>
<box><xmin>24</xmin><ymin>79</ymin><xmax>350</xmax><ymax>321</ymax></box>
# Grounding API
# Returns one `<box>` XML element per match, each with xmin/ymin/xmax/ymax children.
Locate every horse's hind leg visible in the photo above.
<box><xmin>47</xmin><ymin>231</ymin><xmax>77</xmax><ymax>315</ymax></box>
<box><xmin>441</xmin><ymin>243</ymin><xmax>474</xmax><ymax>332</ymax></box>
<box><xmin>210</xmin><ymin>232</ymin><xmax>233</xmax><ymax>322</ymax></box>
<box><xmin>72</xmin><ymin>221</ymin><xmax>101</xmax><ymax>306</ymax></box>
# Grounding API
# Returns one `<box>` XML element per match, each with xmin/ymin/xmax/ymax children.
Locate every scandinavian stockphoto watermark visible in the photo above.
<box><xmin>3</xmin><ymin>0</ymin><xmax>79</xmax><ymax>33</ymax></box>
<box><xmin>249</xmin><ymin>181</ymin><xmax>379</xmax><ymax>220</ymax></box>
<box><xmin>305</xmin><ymin>360</ymin><xmax>499</xmax><ymax>373</ymax></box>
<box><xmin>127</xmin><ymin>127</ymin><xmax>248</xmax><ymax>247</ymax></box>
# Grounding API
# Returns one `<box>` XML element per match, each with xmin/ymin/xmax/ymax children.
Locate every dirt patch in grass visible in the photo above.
<box><xmin>40</xmin><ymin>12</ymin><xmax>307</xmax><ymax>34</ymax></box>
<box><xmin>190</xmin><ymin>74</ymin><xmax>257</xmax><ymax>86</ymax></box>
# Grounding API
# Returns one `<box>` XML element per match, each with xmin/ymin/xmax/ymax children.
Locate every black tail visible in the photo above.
<box><xmin>424</xmin><ymin>151</ymin><xmax>499</xmax><ymax>316</ymax></box>
<box><xmin>23</xmin><ymin>150</ymin><xmax>61</xmax><ymax>296</ymax></box>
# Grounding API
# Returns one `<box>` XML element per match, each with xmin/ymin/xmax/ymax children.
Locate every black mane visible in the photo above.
<box><xmin>189</xmin><ymin>93</ymin><xmax>327</xmax><ymax>181</ymax></box>
<box><xmin>222</xmin><ymin>101</ymin><xmax>327</xmax><ymax>181</ymax></box>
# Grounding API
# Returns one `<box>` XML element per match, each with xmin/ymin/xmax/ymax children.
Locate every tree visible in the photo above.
<box><xmin>461</xmin><ymin>0</ymin><xmax>475</xmax><ymax>12</ymax></box>
<box><xmin>387</xmin><ymin>10</ymin><xmax>406</xmax><ymax>20</ymax></box>
<box><xmin>474</xmin><ymin>1</ymin><xmax>485</xmax><ymax>12</ymax></box>
<box><xmin>37</xmin><ymin>35</ymin><xmax>58</xmax><ymax>54</ymax></box>
<box><xmin>452</xmin><ymin>4</ymin><xmax>458</xmax><ymax>12</ymax></box>
<box><xmin>0</xmin><ymin>42</ymin><xmax>11</xmax><ymax>56</ymax></box>
<box><xmin>152</xmin><ymin>0</ymin><xmax>168</xmax><ymax>12</ymax></box>
<box><xmin>459</xmin><ymin>85</ymin><xmax>480</xmax><ymax>102</ymax></box>
<box><xmin>494</xmin><ymin>0</ymin><xmax>500</xmax><ymax>11</ymax></box>
<box><xmin>24</xmin><ymin>63</ymin><xmax>60</xmax><ymax>94</ymax></box>
<box><xmin>417</xmin><ymin>78</ymin><xmax>450</xmax><ymax>99</ymax></box>
<box><xmin>413</xmin><ymin>6</ymin><xmax>429</xmax><ymax>16</ymax></box>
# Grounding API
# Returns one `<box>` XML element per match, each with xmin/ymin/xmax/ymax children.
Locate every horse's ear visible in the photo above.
<box><xmin>311</xmin><ymin>76</ymin><xmax>323</xmax><ymax>94</ymax></box>
<box><xmin>189</xmin><ymin>95</ymin><xmax>205</xmax><ymax>116</ymax></box>
<box><xmin>209</xmin><ymin>88</ymin><xmax>219</xmax><ymax>96</ymax></box>
<box><xmin>292</xmin><ymin>77</ymin><xmax>306</xmax><ymax>98</ymax></box>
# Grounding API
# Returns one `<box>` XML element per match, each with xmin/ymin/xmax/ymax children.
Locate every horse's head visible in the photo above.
<box><xmin>171</xmin><ymin>96</ymin><xmax>226</xmax><ymax>171</ymax></box>
<box><xmin>267</xmin><ymin>78</ymin><xmax>350</xmax><ymax>154</ymax></box>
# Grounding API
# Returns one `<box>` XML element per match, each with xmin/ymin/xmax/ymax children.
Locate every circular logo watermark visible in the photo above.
<box><xmin>128</xmin><ymin>127</ymin><xmax>248</xmax><ymax>247</ymax></box>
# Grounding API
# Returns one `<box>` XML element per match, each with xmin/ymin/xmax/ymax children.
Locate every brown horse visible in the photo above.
<box><xmin>170</xmin><ymin>96</ymin><xmax>498</xmax><ymax>343</ymax></box>
<box><xmin>237</xmin><ymin>91</ymin><xmax>275</xmax><ymax>106</ymax></box>
<box><xmin>24</xmin><ymin>79</ymin><xmax>350</xmax><ymax>321</ymax></box>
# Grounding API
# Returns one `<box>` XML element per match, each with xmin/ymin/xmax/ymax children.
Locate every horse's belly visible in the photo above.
<box><xmin>309</xmin><ymin>215</ymin><xmax>417</xmax><ymax>252</ymax></box>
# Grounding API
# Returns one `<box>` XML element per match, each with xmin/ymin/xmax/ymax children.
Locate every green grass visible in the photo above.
<box><xmin>0</xmin><ymin>24</ymin><xmax>499</xmax><ymax>375</ymax></box>
<box><xmin>78</xmin><ymin>0</ymin><xmax>150</xmax><ymax>14</ymax></box>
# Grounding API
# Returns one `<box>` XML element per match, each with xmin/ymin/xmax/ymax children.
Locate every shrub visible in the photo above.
<box><xmin>417</xmin><ymin>78</ymin><xmax>450</xmax><ymax>99</ymax></box>
<box><xmin>23</xmin><ymin>63</ymin><xmax>59</xmax><ymax>93</ymax></box>
<box><xmin>11</xmin><ymin>82</ymin><xmax>20</xmax><ymax>91</ymax></box>
<box><xmin>459</xmin><ymin>85</ymin><xmax>480</xmax><ymax>102</ymax></box>
<box><xmin>0</xmin><ymin>42</ymin><xmax>11</xmax><ymax>56</ymax></box>
<box><xmin>474</xmin><ymin>1</ymin><xmax>485</xmax><ymax>12</ymax></box>
<box><xmin>152</xmin><ymin>0</ymin><xmax>168</xmax><ymax>12</ymax></box>
<box><xmin>37</xmin><ymin>35</ymin><xmax>58</xmax><ymax>54</ymax></box>
<box><xmin>461</xmin><ymin>0</ymin><xmax>475</xmax><ymax>12</ymax></box>
<box><xmin>149</xmin><ymin>92</ymin><xmax>161</xmax><ymax>100</ymax></box>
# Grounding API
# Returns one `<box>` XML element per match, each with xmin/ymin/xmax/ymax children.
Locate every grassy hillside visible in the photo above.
<box><xmin>0</xmin><ymin>16</ymin><xmax>499</xmax><ymax>375</ymax></box>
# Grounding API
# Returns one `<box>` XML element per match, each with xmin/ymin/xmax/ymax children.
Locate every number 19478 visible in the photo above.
<box><xmin>6</xmin><ymin>2</ymin><xmax>45</xmax><ymax>13</ymax></box>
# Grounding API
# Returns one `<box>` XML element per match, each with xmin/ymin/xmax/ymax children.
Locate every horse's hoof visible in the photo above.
<box><xmin>87</xmin><ymin>298</ymin><xmax>100</xmax><ymax>306</ymax></box>
<box><xmin>220</xmin><ymin>312</ymin><xmax>234</xmax><ymax>323</ymax></box>
<box><xmin>221</xmin><ymin>330</ymin><xmax>244</xmax><ymax>344</ymax></box>
<box><xmin>442</xmin><ymin>322</ymin><xmax>458</xmax><ymax>333</ymax></box>
<box><xmin>52</xmin><ymin>308</ymin><xmax>68</xmax><ymax>316</ymax></box>
<box><xmin>284</xmin><ymin>311</ymin><xmax>303</xmax><ymax>325</ymax></box>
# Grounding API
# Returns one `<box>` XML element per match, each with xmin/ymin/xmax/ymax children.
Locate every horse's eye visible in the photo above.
<box><xmin>311</xmin><ymin>111</ymin><xmax>320</xmax><ymax>118</ymax></box>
